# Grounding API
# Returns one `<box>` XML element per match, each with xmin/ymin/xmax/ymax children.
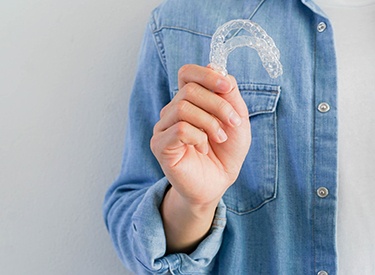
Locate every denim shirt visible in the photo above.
<box><xmin>103</xmin><ymin>0</ymin><xmax>338</xmax><ymax>274</ymax></box>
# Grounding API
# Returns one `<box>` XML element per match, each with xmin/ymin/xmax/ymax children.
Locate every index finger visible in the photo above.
<box><xmin>178</xmin><ymin>64</ymin><xmax>232</xmax><ymax>93</ymax></box>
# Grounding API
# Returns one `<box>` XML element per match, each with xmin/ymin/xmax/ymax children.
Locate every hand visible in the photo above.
<box><xmin>151</xmin><ymin>64</ymin><xmax>251</xmax><ymax>207</ymax></box>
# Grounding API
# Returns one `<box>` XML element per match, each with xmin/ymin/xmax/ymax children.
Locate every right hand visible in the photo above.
<box><xmin>150</xmin><ymin>64</ymin><xmax>251</xmax><ymax>208</ymax></box>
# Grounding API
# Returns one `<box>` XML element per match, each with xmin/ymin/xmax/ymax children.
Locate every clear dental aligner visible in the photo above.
<box><xmin>209</xmin><ymin>19</ymin><xmax>283</xmax><ymax>78</ymax></box>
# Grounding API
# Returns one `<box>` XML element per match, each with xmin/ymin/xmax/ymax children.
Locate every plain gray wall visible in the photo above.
<box><xmin>0</xmin><ymin>0</ymin><xmax>162</xmax><ymax>274</ymax></box>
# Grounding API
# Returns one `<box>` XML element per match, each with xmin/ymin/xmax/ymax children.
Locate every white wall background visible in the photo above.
<box><xmin>0</xmin><ymin>0</ymin><xmax>162</xmax><ymax>274</ymax></box>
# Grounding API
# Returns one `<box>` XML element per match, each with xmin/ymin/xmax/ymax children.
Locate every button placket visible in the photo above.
<box><xmin>313</xmin><ymin>16</ymin><xmax>338</xmax><ymax>273</ymax></box>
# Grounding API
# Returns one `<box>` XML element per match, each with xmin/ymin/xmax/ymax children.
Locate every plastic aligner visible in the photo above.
<box><xmin>209</xmin><ymin>19</ymin><xmax>283</xmax><ymax>78</ymax></box>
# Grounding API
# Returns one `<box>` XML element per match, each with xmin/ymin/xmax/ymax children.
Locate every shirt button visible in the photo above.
<box><xmin>318</xmin><ymin>271</ymin><xmax>328</xmax><ymax>275</ymax></box>
<box><xmin>317</xmin><ymin>187</ymin><xmax>329</xmax><ymax>198</ymax></box>
<box><xmin>318</xmin><ymin>102</ymin><xmax>330</xmax><ymax>113</ymax></box>
<box><xmin>317</xmin><ymin>22</ymin><xmax>327</xmax><ymax>32</ymax></box>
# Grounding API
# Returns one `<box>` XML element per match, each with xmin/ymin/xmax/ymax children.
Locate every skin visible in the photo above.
<box><xmin>150</xmin><ymin>64</ymin><xmax>251</xmax><ymax>254</ymax></box>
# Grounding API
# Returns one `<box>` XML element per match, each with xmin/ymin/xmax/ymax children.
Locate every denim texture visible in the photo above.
<box><xmin>103</xmin><ymin>0</ymin><xmax>338</xmax><ymax>274</ymax></box>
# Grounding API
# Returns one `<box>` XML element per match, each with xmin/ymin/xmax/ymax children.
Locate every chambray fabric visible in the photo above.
<box><xmin>103</xmin><ymin>0</ymin><xmax>338</xmax><ymax>274</ymax></box>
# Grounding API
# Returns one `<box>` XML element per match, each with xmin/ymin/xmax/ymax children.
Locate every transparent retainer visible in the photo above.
<box><xmin>209</xmin><ymin>19</ymin><xmax>283</xmax><ymax>78</ymax></box>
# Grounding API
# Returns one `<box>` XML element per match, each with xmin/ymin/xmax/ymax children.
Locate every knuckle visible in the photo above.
<box><xmin>175</xmin><ymin>100</ymin><xmax>189</xmax><ymax>115</ymax></box>
<box><xmin>159</xmin><ymin>105</ymin><xmax>168</xmax><ymax>118</ymax></box>
<box><xmin>149</xmin><ymin>135</ymin><xmax>158</xmax><ymax>153</ymax></box>
<box><xmin>201</xmin><ymin>69</ymin><xmax>213</xmax><ymax>82</ymax></box>
<box><xmin>183</xmin><ymin>83</ymin><xmax>199</xmax><ymax>98</ymax></box>
<box><xmin>178</xmin><ymin>64</ymin><xmax>193</xmax><ymax>79</ymax></box>
<box><xmin>152</xmin><ymin>122</ymin><xmax>160</xmax><ymax>135</ymax></box>
<box><xmin>217</xmin><ymin>99</ymin><xmax>231</xmax><ymax>114</ymax></box>
<box><xmin>174</xmin><ymin>121</ymin><xmax>188</xmax><ymax>136</ymax></box>
<box><xmin>207</xmin><ymin>115</ymin><xmax>220</xmax><ymax>129</ymax></box>
<box><xmin>206</xmin><ymin>119</ymin><xmax>222</xmax><ymax>139</ymax></box>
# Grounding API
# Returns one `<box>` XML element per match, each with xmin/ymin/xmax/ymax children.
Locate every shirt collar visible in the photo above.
<box><xmin>301</xmin><ymin>0</ymin><xmax>329</xmax><ymax>18</ymax></box>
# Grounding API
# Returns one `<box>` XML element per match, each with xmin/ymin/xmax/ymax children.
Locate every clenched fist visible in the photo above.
<box><xmin>151</xmin><ymin>64</ymin><xmax>251</xmax><ymax>208</ymax></box>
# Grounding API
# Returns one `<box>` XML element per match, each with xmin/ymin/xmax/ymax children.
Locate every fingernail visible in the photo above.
<box><xmin>229</xmin><ymin>112</ymin><xmax>242</xmax><ymax>126</ymax></box>
<box><xmin>217</xmin><ymin>128</ymin><xmax>228</xmax><ymax>142</ymax></box>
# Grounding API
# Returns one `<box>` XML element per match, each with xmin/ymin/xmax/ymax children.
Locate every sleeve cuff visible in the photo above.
<box><xmin>132</xmin><ymin>178</ymin><xmax>227</xmax><ymax>274</ymax></box>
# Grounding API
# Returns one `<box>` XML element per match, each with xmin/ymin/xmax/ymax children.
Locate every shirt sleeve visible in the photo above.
<box><xmin>102</xmin><ymin>15</ymin><xmax>227</xmax><ymax>275</ymax></box>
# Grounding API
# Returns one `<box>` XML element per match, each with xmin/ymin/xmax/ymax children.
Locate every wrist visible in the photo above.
<box><xmin>160</xmin><ymin>186</ymin><xmax>220</xmax><ymax>254</ymax></box>
<box><xmin>167</xmin><ymin>186</ymin><xmax>220</xmax><ymax>219</ymax></box>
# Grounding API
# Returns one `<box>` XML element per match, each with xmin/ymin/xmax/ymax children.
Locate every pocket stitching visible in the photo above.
<box><xmin>225</xmin><ymin>108</ymin><xmax>279</xmax><ymax>215</ymax></box>
<box><xmin>224</xmin><ymin>83</ymin><xmax>280</xmax><ymax>215</ymax></box>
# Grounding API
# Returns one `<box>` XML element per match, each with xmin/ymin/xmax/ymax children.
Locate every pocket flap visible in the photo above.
<box><xmin>238</xmin><ymin>83</ymin><xmax>281</xmax><ymax>117</ymax></box>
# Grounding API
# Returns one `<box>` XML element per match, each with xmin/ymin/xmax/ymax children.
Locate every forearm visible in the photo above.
<box><xmin>160</xmin><ymin>186</ymin><xmax>220</xmax><ymax>254</ymax></box>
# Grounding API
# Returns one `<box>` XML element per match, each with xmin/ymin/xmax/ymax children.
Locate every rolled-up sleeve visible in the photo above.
<box><xmin>132</xmin><ymin>179</ymin><xmax>227</xmax><ymax>274</ymax></box>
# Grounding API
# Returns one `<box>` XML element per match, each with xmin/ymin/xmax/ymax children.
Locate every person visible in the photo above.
<box><xmin>103</xmin><ymin>0</ymin><xmax>375</xmax><ymax>274</ymax></box>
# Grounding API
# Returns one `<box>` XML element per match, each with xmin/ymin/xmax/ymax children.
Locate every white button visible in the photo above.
<box><xmin>318</xmin><ymin>271</ymin><xmax>328</xmax><ymax>275</ymax></box>
<box><xmin>317</xmin><ymin>187</ymin><xmax>329</xmax><ymax>198</ymax></box>
<box><xmin>318</xmin><ymin>102</ymin><xmax>330</xmax><ymax>113</ymax></box>
<box><xmin>317</xmin><ymin>22</ymin><xmax>327</xmax><ymax>32</ymax></box>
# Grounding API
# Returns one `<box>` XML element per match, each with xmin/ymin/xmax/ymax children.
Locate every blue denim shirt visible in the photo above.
<box><xmin>103</xmin><ymin>0</ymin><xmax>338</xmax><ymax>274</ymax></box>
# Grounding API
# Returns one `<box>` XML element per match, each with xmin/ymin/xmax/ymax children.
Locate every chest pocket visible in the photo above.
<box><xmin>223</xmin><ymin>83</ymin><xmax>281</xmax><ymax>215</ymax></box>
